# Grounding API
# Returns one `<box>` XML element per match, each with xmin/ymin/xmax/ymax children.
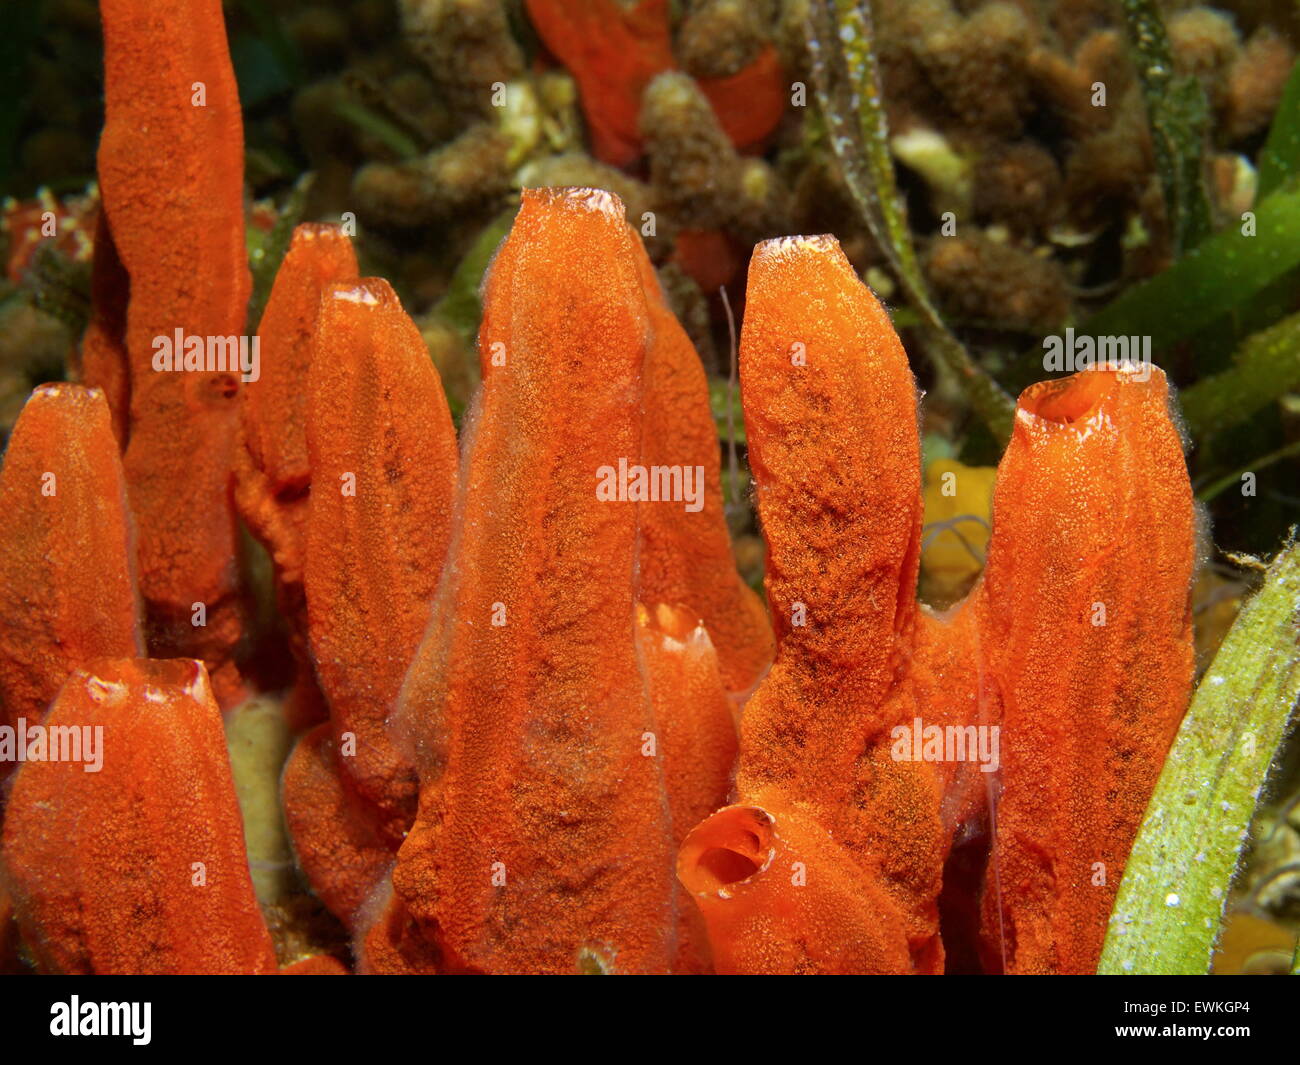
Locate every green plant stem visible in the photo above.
<box><xmin>1118</xmin><ymin>0</ymin><xmax>1212</xmax><ymax>255</ymax></box>
<box><xmin>1099</xmin><ymin>539</ymin><xmax>1300</xmax><ymax>974</ymax></box>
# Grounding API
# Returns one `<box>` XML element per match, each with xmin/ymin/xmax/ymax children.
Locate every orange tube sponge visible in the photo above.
<box><xmin>95</xmin><ymin>0</ymin><xmax>250</xmax><ymax>703</ymax></box>
<box><xmin>524</xmin><ymin>0</ymin><xmax>675</xmax><ymax>168</ymax></box>
<box><xmin>0</xmin><ymin>385</ymin><xmax>141</xmax><ymax>765</ymax></box>
<box><xmin>304</xmin><ymin>277</ymin><xmax>458</xmax><ymax>840</ymax></box>
<box><xmin>631</xmin><ymin>236</ymin><xmax>773</xmax><ymax>695</ymax></box>
<box><xmin>236</xmin><ymin>223</ymin><xmax>358</xmax><ymax>727</ymax></box>
<box><xmin>732</xmin><ymin>235</ymin><xmax>945</xmax><ymax>971</ymax></box>
<box><xmin>237</xmin><ymin>224</ymin><xmax>358</xmax><ymax>604</ymax></box>
<box><xmin>685</xmin><ymin>234</ymin><xmax>1196</xmax><ymax>975</ymax></box>
<box><xmin>1</xmin><ymin>658</ymin><xmax>277</xmax><ymax>974</ymax></box>
<box><xmin>975</xmin><ymin>365</ymin><xmax>1196</xmax><ymax>974</ymax></box>
<box><xmin>482</xmin><ymin>213</ymin><xmax>770</xmax><ymax>698</ymax></box>
<box><xmin>679</xmin><ymin>792</ymin><xmax>913</xmax><ymax>974</ymax></box>
<box><xmin>635</xmin><ymin>604</ymin><xmax>737</xmax><ymax>842</ymax></box>
<box><xmin>280</xmin><ymin>723</ymin><xmax>393</xmax><ymax>925</ymax></box>
<box><xmin>525</xmin><ymin>0</ymin><xmax>786</xmax><ymax>164</ymax></box>
<box><xmin>635</xmin><ymin>603</ymin><xmax>737</xmax><ymax>971</ymax></box>
<box><xmin>389</xmin><ymin>188</ymin><xmax>677</xmax><ymax>974</ymax></box>
<box><xmin>281</xmin><ymin>278</ymin><xmax>458</xmax><ymax>921</ymax></box>
<box><xmin>698</xmin><ymin>45</ymin><xmax>788</xmax><ymax>152</ymax></box>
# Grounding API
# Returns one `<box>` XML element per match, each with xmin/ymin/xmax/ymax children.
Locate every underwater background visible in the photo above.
<box><xmin>1</xmin><ymin>0</ymin><xmax>1299</xmax><ymax>976</ymax></box>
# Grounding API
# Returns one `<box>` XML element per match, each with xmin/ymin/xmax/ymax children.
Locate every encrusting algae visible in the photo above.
<box><xmin>0</xmin><ymin>0</ymin><xmax>1233</xmax><ymax>977</ymax></box>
